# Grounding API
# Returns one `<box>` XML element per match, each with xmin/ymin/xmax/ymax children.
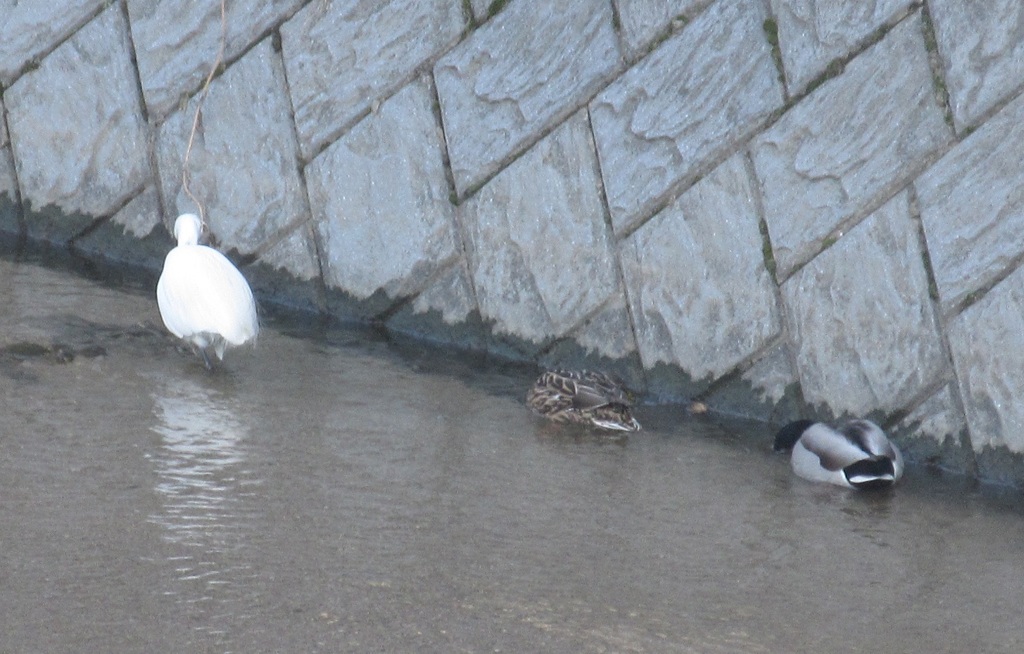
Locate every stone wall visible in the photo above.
<box><xmin>2</xmin><ymin>0</ymin><xmax>1024</xmax><ymax>482</ymax></box>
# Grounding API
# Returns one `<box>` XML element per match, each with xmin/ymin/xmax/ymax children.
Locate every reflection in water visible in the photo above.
<box><xmin>148</xmin><ymin>375</ymin><xmax>259</xmax><ymax>637</ymax></box>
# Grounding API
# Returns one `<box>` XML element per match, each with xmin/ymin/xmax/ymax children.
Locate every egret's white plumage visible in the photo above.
<box><xmin>773</xmin><ymin>419</ymin><xmax>904</xmax><ymax>490</ymax></box>
<box><xmin>157</xmin><ymin>214</ymin><xmax>258</xmax><ymax>368</ymax></box>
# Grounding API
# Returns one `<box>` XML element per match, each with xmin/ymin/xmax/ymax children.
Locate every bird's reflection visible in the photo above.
<box><xmin>148</xmin><ymin>376</ymin><xmax>258</xmax><ymax>633</ymax></box>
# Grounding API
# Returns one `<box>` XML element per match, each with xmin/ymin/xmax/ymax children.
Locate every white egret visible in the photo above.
<box><xmin>156</xmin><ymin>213</ymin><xmax>259</xmax><ymax>369</ymax></box>
<box><xmin>773</xmin><ymin>419</ymin><xmax>904</xmax><ymax>490</ymax></box>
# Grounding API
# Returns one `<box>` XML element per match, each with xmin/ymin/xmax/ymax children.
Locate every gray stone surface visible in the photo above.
<box><xmin>0</xmin><ymin>100</ymin><xmax>15</xmax><ymax>201</ymax></box>
<box><xmin>256</xmin><ymin>221</ymin><xmax>322</xmax><ymax>284</ymax></box>
<box><xmin>752</xmin><ymin>12</ymin><xmax>952</xmax><ymax>279</ymax></box>
<box><xmin>614</xmin><ymin>0</ymin><xmax>707</xmax><ymax>60</ymax></box>
<box><xmin>0</xmin><ymin>0</ymin><xmax>104</xmax><ymax>85</ymax></box>
<box><xmin>769</xmin><ymin>0</ymin><xmax>909</xmax><ymax>95</ymax></box>
<box><xmin>156</xmin><ymin>39</ymin><xmax>305</xmax><ymax>255</ymax></box>
<box><xmin>929</xmin><ymin>0</ymin><xmax>1024</xmax><ymax>132</ymax></box>
<box><xmin>4</xmin><ymin>5</ymin><xmax>149</xmax><ymax>221</ymax></box>
<box><xmin>916</xmin><ymin>93</ymin><xmax>1024</xmax><ymax>314</ymax></box>
<box><xmin>468</xmin><ymin>0</ymin><xmax>492</xmax><ymax>23</ymax></box>
<box><xmin>282</xmin><ymin>0</ymin><xmax>464</xmax><ymax>161</ymax></box>
<box><xmin>620</xmin><ymin>154</ymin><xmax>780</xmax><ymax>380</ymax></box>
<box><xmin>591</xmin><ymin>0</ymin><xmax>783</xmax><ymax>234</ymax></box>
<box><xmin>435</xmin><ymin>0</ymin><xmax>621</xmax><ymax>196</ymax></box>
<box><xmin>406</xmin><ymin>260</ymin><xmax>478</xmax><ymax>327</ymax></box>
<box><xmin>459</xmin><ymin>111</ymin><xmax>618</xmax><ymax>344</ymax></box>
<box><xmin>307</xmin><ymin>78</ymin><xmax>458</xmax><ymax>302</ymax></box>
<box><xmin>703</xmin><ymin>342</ymin><xmax>801</xmax><ymax>423</ymax></box>
<box><xmin>572</xmin><ymin>294</ymin><xmax>638</xmax><ymax>361</ymax></box>
<box><xmin>127</xmin><ymin>0</ymin><xmax>303</xmax><ymax>119</ymax></box>
<box><xmin>948</xmin><ymin>265</ymin><xmax>1024</xmax><ymax>454</ymax></box>
<box><xmin>895</xmin><ymin>383</ymin><xmax>972</xmax><ymax>471</ymax></box>
<box><xmin>110</xmin><ymin>186</ymin><xmax>162</xmax><ymax>241</ymax></box>
<box><xmin>780</xmin><ymin>191</ymin><xmax>945</xmax><ymax>417</ymax></box>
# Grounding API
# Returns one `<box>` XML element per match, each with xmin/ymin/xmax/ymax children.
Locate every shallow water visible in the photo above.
<box><xmin>2</xmin><ymin>257</ymin><xmax>1024</xmax><ymax>653</ymax></box>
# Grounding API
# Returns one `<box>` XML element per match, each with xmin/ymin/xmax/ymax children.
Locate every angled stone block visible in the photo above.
<box><xmin>0</xmin><ymin>0</ymin><xmax>105</xmax><ymax>85</ymax></box>
<box><xmin>929</xmin><ymin>0</ymin><xmax>1024</xmax><ymax>131</ymax></box>
<box><xmin>614</xmin><ymin>0</ymin><xmax>708</xmax><ymax>60</ymax></box>
<box><xmin>127</xmin><ymin>0</ymin><xmax>303</xmax><ymax>118</ymax></box>
<box><xmin>916</xmin><ymin>93</ymin><xmax>1024</xmax><ymax>314</ymax></box>
<box><xmin>282</xmin><ymin>0</ymin><xmax>464</xmax><ymax>160</ymax></box>
<box><xmin>752</xmin><ymin>12</ymin><xmax>951</xmax><ymax>279</ymax></box>
<box><xmin>780</xmin><ymin>191</ymin><xmax>945</xmax><ymax>417</ymax></box>
<box><xmin>620</xmin><ymin>154</ymin><xmax>780</xmax><ymax>381</ymax></box>
<box><xmin>592</xmin><ymin>0</ymin><xmax>783</xmax><ymax>233</ymax></box>
<box><xmin>5</xmin><ymin>5</ymin><xmax>149</xmax><ymax>228</ymax></box>
<box><xmin>702</xmin><ymin>343</ymin><xmax>801</xmax><ymax>423</ymax></box>
<box><xmin>436</xmin><ymin>0</ymin><xmax>621</xmax><ymax>196</ymax></box>
<box><xmin>156</xmin><ymin>39</ymin><xmax>306</xmax><ymax>256</ymax></box>
<box><xmin>769</xmin><ymin>0</ymin><xmax>909</xmax><ymax>95</ymax></box>
<box><xmin>72</xmin><ymin>187</ymin><xmax>167</xmax><ymax>269</ymax></box>
<box><xmin>948</xmin><ymin>265</ymin><xmax>1024</xmax><ymax>455</ymax></box>
<box><xmin>308</xmin><ymin>78</ymin><xmax>458</xmax><ymax>306</ymax></box>
<box><xmin>248</xmin><ymin>221</ymin><xmax>323</xmax><ymax>313</ymax></box>
<box><xmin>894</xmin><ymin>383</ymin><xmax>972</xmax><ymax>471</ymax></box>
<box><xmin>386</xmin><ymin>259</ymin><xmax>485</xmax><ymax>351</ymax></box>
<box><xmin>459</xmin><ymin>111</ymin><xmax>619</xmax><ymax>344</ymax></box>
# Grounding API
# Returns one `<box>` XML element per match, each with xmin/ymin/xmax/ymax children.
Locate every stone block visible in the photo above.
<box><xmin>307</xmin><ymin>78</ymin><xmax>458</xmax><ymax>306</ymax></box>
<box><xmin>156</xmin><ymin>39</ymin><xmax>306</xmax><ymax>255</ymax></box>
<box><xmin>127</xmin><ymin>0</ymin><xmax>303</xmax><ymax>118</ymax></box>
<box><xmin>780</xmin><ymin>191</ymin><xmax>945</xmax><ymax>417</ymax></box>
<box><xmin>592</xmin><ymin>0</ymin><xmax>783</xmax><ymax>233</ymax></box>
<box><xmin>282</xmin><ymin>0</ymin><xmax>464</xmax><ymax>160</ymax></box>
<box><xmin>0</xmin><ymin>0</ymin><xmax>105</xmax><ymax>85</ymax></box>
<box><xmin>614</xmin><ymin>0</ymin><xmax>708</xmax><ymax>60</ymax></box>
<box><xmin>5</xmin><ymin>5</ymin><xmax>149</xmax><ymax>222</ymax></box>
<box><xmin>459</xmin><ymin>111</ymin><xmax>619</xmax><ymax>344</ymax></box>
<box><xmin>916</xmin><ymin>93</ymin><xmax>1024</xmax><ymax>314</ymax></box>
<box><xmin>893</xmin><ymin>383</ymin><xmax>972</xmax><ymax>471</ymax></box>
<box><xmin>386</xmin><ymin>260</ymin><xmax>486</xmax><ymax>352</ymax></box>
<box><xmin>435</xmin><ymin>0</ymin><xmax>621</xmax><ymax>197</ymax></box>
<box><xmin>620</xmin><ymin>154</ymin><xmax>780</xmax><ymax>381</ymax></box>
<box><xmin>752</xmin><ymin>12</ymin><xmax>951</xmax><ymax>279</ymax></box>
<box><xmin>929</xmin><ymin>0</ymin><xmax>1024</xmax><ymax>131</ymax></box>
<box><xmin>702</xmin><ymin>343</ymin><xmax>802</xmax><ymax>423</ymax></box>
<box><xmin>72</xmin><ymin>187</ymin><xmax>168</xmax><ymax>270</ymax></box>
<box><xmin>948</xmin><ymin>265</ymin><xmax>1024</xmax><ymax>454</ymax></box>
<box><xmin>247</xmin><ymin>221</ymin><xmax>323</xmax><ymax>313</ymax></box>
<box><xmin>769</xmin><ymin>0</ymin><xmax>909</xmax><ymax>95</ymax></box>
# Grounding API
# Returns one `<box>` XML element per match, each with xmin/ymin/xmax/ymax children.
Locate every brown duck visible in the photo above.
<box><xmin>526</xmin><ymin>370</ymin><xmax>641</xmax><ymax>431</ymax></box>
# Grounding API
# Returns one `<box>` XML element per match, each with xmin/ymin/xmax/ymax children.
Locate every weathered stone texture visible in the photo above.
<box><xmin>307</xmin><ymin>79</ymin><xmax>458</xmax><ymax>302</ymax></box>
<box><xmin>256</xmin><ymin>221</ymin><xmax>321</xmax><ymax>284</ymax></box>
<box><xmin>459</xmin><ymin>111</ymin><xmax>618</xmax><ymax>344</ymax></box>
<box><xmin>614</xmin><ymin>0</ymin><xmax>708</xmax><ymax>60</ymax></box>
<box><xmin>620</xmin><ymin>155</ymin><xmax>780</xmax><ymax>380</ymax></box>
<box><xmin>948</xmin><ymin>266</ymin><xmax>1024</xmax><ymax>454</ymax></box>
<box><xmin>110</xmin><ymin>186</ymin><xmax>162</xmax><ymax>241</ymax></box>
<box><xmin>156</xmin><ymin>39</ymin><xmax>305</xmax><ymax>255</ymax></box>
<box><xmin>591</xmin><ymin>0</ymin><xmax>783</xmax><ymax>234</ymax></box>
<box><xmin>435</xmin><ymin>0</ymin><xmax>621</xmax><ymax>196</ymax></box>
<box><xmin>573</xmin><ymin>294</ymin><xmax>637</xmax><ymax>361</ymax></box>
<box><xmin>0</xmin><ymin>0</ymin><xmax>105</xmax><ymax>85</ymax></box>
<box><xmin>0</xmin><ymin>102</ymin><xmax>15</xmax><ymax>200</ymax></box>
<box><xmin>916</xmin><ymin>93</ymin><xmax>1024</xmax><ymax>314</ymax></box>
<box><xmin>282</xmin><ymin>0</ymin><xmax>464</xmax><ymax>161</ymax></box>
<box><xmin>5</xmin><ymin>5</ymin><xmax>148</xmax><ymax>220</ymax></box>
<box><xmin>752</xmin><ymin>12</ymin><xmax>952</xmax><ymax>279</ymax></box>
<box><xmin>929</xmin><ymin>0</ymin><xmax>1024</xmax><ymax>131</ymax></box>
<box><xmin>407</xmin><ymin>261</ymin><xmax>478</xmax><ymax>326</ymax></box>
<box><xmin>770</xmin><ymin>0</ymin><xmax>909</xmax><ymax>95</ymax></box>
<box><xmin>781</xmin><ymin>192</ymin><xmax>945</xmax><ymax>417</ymax></box>
<box><xmin>127</xmin><ymin>0</ymin><xmax>303</xmax><ymax>118</ymax></box>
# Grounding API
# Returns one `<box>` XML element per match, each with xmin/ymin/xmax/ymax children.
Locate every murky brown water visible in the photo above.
<box><xmin>2</xmin><ymin>257</ymin><xmax>1024</xmax><ymax>653</ymax></box>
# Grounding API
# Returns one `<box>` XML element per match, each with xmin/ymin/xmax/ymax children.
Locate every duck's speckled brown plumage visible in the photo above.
<box><xmin>526</xmin><ymin>370</ymin><xmax>641</xmax><ymax>431</ymax></box>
